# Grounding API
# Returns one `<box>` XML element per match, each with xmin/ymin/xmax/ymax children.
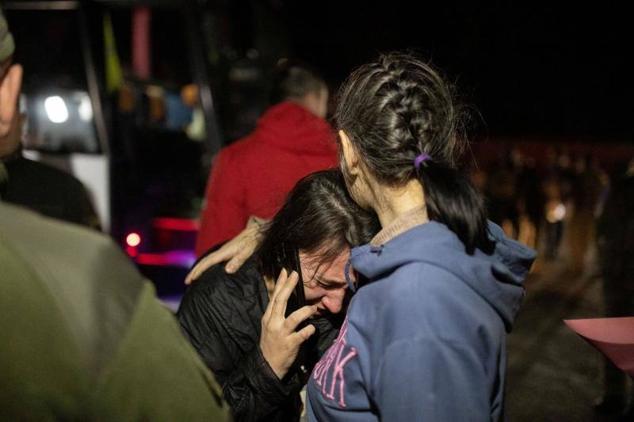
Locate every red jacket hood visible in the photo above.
<box><xmin>252</xmin><ymin>101</ymin><xmax>337</xmax><ymax>156</ymax></box>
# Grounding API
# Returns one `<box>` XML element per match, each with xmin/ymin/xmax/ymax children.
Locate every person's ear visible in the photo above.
<box><xmin>0</xmin><ymin>64</ymin><xmax>23</xmax><ymax>138</ymax></box>
<box><xmin>338</xmin><ymin>130</ymin><xmax>361</xmax><ymax>176</ymax></box>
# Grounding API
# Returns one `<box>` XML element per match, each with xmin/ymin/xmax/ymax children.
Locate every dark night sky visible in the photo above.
<box><xmin>280</xmin><ymin>1</ymin><xmax>632</xmax><ymax>139</ymax></box>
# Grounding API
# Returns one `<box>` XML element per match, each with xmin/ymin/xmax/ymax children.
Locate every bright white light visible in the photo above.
<box><xmin>126</xmin><ymin>232</ymin><xmax>142</xmax><ymax>247</ymax></box>
<box><xmin>546</xmin><ymin>203</ymin><xmax>567</xmax><ymax>223</ymax></box>
<box><xmin>553</xmin><ymin>204</ymin><xmax>566</xmax><ymax>221</ymax></box>
<box><xmin>44</xmin><ymin>96</ymin><xmax>69</xmax><ymax>123</ymax></box>
<box><xmin>78</xmin><ymin>95</ymin><xmax>93</xmax><ymax>121</ymax></box>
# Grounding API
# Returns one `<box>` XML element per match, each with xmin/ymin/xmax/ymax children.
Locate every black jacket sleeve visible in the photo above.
<box><xmin>177</xmin><ymin>264</ymin><xmax>303</xmax><ymax>421</ymax></box>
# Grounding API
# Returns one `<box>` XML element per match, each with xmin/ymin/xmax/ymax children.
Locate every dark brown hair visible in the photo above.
<box><xmin>257</xmin><ymin>169</ymin><xmax>380</xmax><ymax>280</ymax></box>
<box><xmin>335</xmin><ymin>52</ymin><xmax>493</xmax><ymax>254</ymax></box>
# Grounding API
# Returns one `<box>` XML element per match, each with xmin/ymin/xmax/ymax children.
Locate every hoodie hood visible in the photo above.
<box><xmin>350</xmin><ymin>221</ymin><xmax>536</xmax><ymax>332</ymax></box>
<box><xmin>253</xmin><ymin>101</ymin><xmax>337</xmax><ymax>156</ymax></box>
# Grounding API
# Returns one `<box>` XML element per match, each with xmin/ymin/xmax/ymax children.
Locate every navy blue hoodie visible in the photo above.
<box><xmin>307</xmin><ymin>221</ymin><xmax>535</xmax><ymax>421</ymax></box>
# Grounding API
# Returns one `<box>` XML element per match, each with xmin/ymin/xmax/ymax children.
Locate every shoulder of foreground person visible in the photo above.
<box><xmin>0</xmin><ymin>202</ymin><xmax>231</xmax><ymax>420</ymax></box>
<box><xmin>95</xmin><ymin>282</ymin><xmax>231</xmax><ymax>421</ymax></box>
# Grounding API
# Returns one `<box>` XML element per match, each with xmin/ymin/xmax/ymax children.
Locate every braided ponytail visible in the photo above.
<box><xmin>335</xmin><ymin>52</ymin><xmax>493</xmax><ymax>254</ymax></box>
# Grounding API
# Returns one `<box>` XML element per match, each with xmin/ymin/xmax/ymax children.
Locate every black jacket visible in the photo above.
<box><xmin>177</xmin><ymin>258</ymin><xmax>340</xmax><ymax>422</ymax></box>
<box><xmin>1</xmin><ymin>155</ymin><xmax>99</xmax><ymax>229</ymax></box>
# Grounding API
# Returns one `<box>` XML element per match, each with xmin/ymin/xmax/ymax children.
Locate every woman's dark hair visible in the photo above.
<box><xmin>269</xmin><ymin>59</ymin><xmax>326</xmax><ymax>105</ymax></box>
<box><xmin>257</xmin><ymin>169</ymin><xmax>380</xmax><ymax>280</ymax></box>
<box><xmin>335</xmin><ymin>52</ymin><xmax>493</xmax><ymax>254</ymax></box>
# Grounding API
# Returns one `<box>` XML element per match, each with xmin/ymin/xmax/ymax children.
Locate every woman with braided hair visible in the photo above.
<box><xmin>306</xmin><ymin>53</ymin><xmax>536</xmax><ymax>421</ymax></box>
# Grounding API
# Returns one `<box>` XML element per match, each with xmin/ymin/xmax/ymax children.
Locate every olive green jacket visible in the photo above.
<box><xmin>0</xmin><ymin>202</ymin><xmax>231</xmax><ymax>421</ymax></box>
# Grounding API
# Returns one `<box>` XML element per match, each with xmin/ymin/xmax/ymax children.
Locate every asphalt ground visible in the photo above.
<box><xmin>506</xmin><ymin>253</ymin><xmax>632</xmax><ymax>421</ymax></box>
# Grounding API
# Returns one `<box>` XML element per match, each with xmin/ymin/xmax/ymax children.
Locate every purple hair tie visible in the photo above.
<box><xmin>414</xmin><ymin>153</ymin><xmax>431</xmax><ymax>170</ymax></box>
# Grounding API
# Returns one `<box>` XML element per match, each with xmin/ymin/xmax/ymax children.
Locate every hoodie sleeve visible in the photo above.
<box><xmin>196</xmin><ymin>149</ymin><xmax>248</xmax><ymax>256</ymax></box>
<box><xmin>373</xmin><ymin>336</ymin><xmax>492</xmax><ymax>422</ymax></box>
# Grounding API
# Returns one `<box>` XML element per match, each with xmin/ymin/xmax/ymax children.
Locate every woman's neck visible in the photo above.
<box><xmin>369</xmin><ymin>178</ymin><xmax>428</xmax><ymax>228</ymax></box>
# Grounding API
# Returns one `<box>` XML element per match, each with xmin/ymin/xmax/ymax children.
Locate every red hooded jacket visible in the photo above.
<box><xmin>195</xmin><ymin>101</ymin><xmax>338</xmax><ymax>256</ymax></box>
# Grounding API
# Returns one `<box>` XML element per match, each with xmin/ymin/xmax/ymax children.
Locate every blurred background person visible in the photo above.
<box><xmin>566</xmin><ymin>153</ymin><xmax>606</xmax><ymax>275</ymax></box>
<box><xmin>541</xmin><ymin>148</ymin><xmax>567</xmax><ymax>261</ymax></box>
<box><xmin>0</xmin><ymin>8</ymin><xmax>230</xmax><ymax>420</ymax></box>
<box><xmin>485</xmin><ymin>148</ymin><xmax>519</xmax><ymax>238</ymax></box>
<box><xmin>0</xmin><ymin>9</ymin><xmax>98</xmax><ymax>229</ymax></box>
<box><xmin>195</xmin><ymin>60</ymin><xmax>337</xmax><ymax>256</ymax></box>
<box><xmin>593</xmin><ymin>157</ymin><xmax>634</xmax><ymax>418</ymax></box>
<box><xmin>515</xmin><ymin>153</ymin><xmax>543</xmax><ymax>250</ymax></box>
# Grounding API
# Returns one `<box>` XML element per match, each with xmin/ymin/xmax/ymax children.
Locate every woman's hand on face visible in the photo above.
<box><xmin>184</xmin><ymin>216</ymin><xmax>266</xmax><ymax>284</ymax></box>
<box><xmin>260</xmin><ymin>269</ymin><xmax>318</xmax><ymax>380</ymax></box>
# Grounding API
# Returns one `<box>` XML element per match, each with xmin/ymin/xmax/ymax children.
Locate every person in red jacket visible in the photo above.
<box><xmin>195</xmin><ymin>63</ymin><xmax>337</xmax><ymax>256</ymax></box>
